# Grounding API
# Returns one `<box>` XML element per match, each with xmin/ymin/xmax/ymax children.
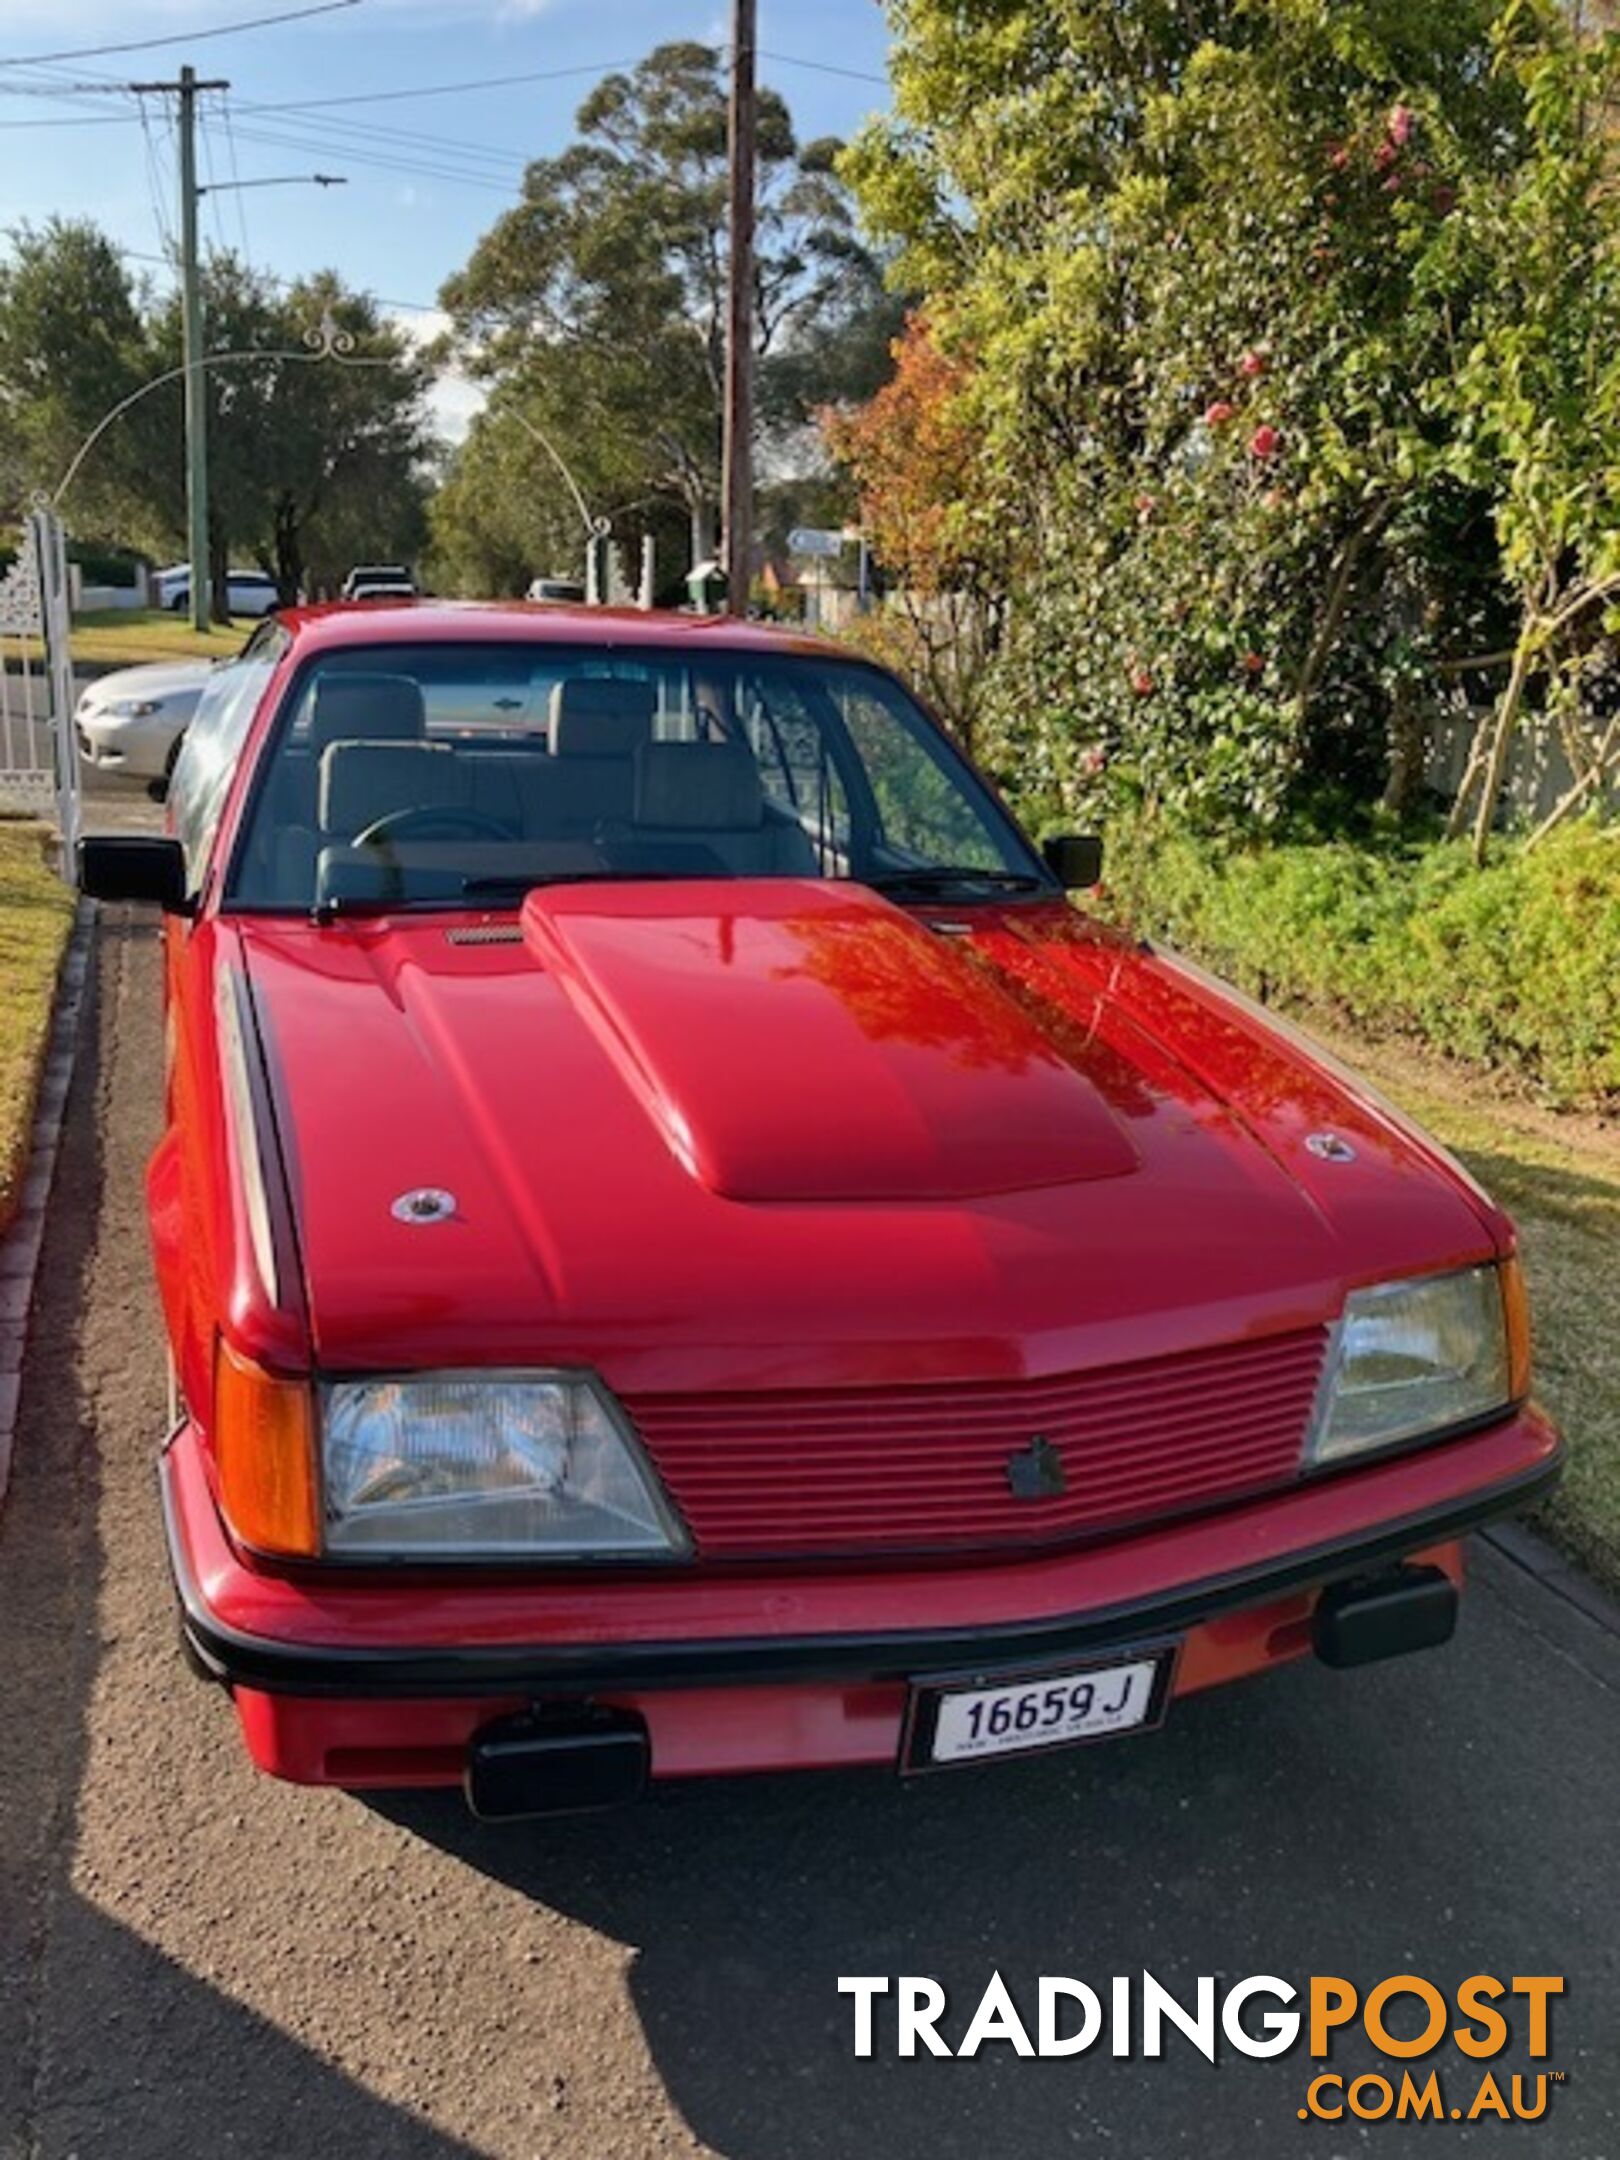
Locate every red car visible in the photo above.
<box><xmin>79</xmin><ymin>603</ymin><xmax>1558</xmax><ymax>1818</ymax></box>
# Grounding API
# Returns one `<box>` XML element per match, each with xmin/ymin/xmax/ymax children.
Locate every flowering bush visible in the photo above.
<box><xmin>843</xmin><ymin>0</ymin><xmax>1620</xmax><ymax>841</ymax></box>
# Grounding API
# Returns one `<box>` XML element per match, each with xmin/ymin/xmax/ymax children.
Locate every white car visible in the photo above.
<box><xmin>152</xmin><ymin>565</ymin><xmax>280</xmax><ymax>617</ymax></box>
<box><xmin>75</xmin><ymin>659</ymin><xmax>216</xmax><ymax>780</ymax></box>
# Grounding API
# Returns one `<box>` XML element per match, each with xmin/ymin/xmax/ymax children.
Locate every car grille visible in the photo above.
<box><xmin>625</xmin><ymin>1328</ymin><xmax>1329</xmax><ymax>1560</ymax></box>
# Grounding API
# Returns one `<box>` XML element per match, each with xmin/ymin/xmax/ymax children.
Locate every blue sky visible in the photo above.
<box><xmin>0</xmin><ymin>0</ymin><xmax>894</xmax><ymax>437</ymax></box>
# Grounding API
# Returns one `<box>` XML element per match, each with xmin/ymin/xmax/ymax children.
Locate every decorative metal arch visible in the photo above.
<box><xmin>49</xmin><ymin>308</ymin><xmax>395</xmax><ymax>509</ymax></box>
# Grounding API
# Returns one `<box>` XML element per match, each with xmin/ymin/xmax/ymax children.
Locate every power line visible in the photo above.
<box><xmin>228</xmin><ymin>119</ymin><xmax>519</xmax><ymax>193</ymax></box>
<box><xmin>0</xmin><ymin>111</ymin><xmax>137</xmax><ymax>130</ymax></box>
<box><xmin>252</xmin><ymin>106</ymin><xmax>532</xmax><ymax>172</ymax></box>
<box><xmin>138</xmin><ymin>98</ymin><xmax>178</xmax><ymax>259</ymax></box>
<box><xmin>0</xmin><ymin>44</ymin><xmax>888</xmax><ymax>133</ymax></box>
<box><xmin>118</xmin><ymin>240</ymin><xmax>443</xmax><ymax>317</ymax></box>
<box><xmin>0</xmin><ymin>0</ymin><xmax>361</xmax><ymax>70</ymax></box>
<box><xmin>214</xmin><ymin>95</ymin><xmax>532</xmax><ymax>176</ymax></box>
<box><xmin>219</xmin><ymin>99</ymin><xmax>256</xmax><ymax>263</ymax></box>
<box><xmin>239</xmin><ymin>56</ymin><xmax>639</xmax><ymax>115</ymax></box>
<box><xmin>198</xmin><ymin>107</ymin><xmax>231</xmax><ymax>258</ymax></box>
<box><xmin>0</xmin><ymin>79</ymin><xmax>125</xmax><ymax>97</ymax></box>
<box><xmin>758</xmin><ymin>50</ymin><xmax>888</xmax><ymax>86</ymax></box>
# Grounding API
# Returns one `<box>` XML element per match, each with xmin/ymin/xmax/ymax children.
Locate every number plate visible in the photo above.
<box><xmin>903</xmin><ymin>1646</ymin><xmax>1176</xmax><ymax>1772</ymax></box>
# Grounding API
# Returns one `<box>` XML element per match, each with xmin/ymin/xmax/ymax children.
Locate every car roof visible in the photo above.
<box><xmin>272</xmin><ymin>598</ymin><xmax>838</xmax><ymax>662</ymax></box>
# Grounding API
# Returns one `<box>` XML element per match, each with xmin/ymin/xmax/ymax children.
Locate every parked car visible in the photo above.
<box><xmin>341</xmin><ymin>563</ymin><xmax>416</xmax><ymax>599</ymax></box>
<box><xmin>153</xmin><ymin>564</ymin><xmax>279</xmax><ymax>618</ymax></box>
<box><xmin>527</xmin><ymin>576</ymin><xmax>587</xmax><ymax>604</ymax></box>
<box><xmin>77</xmin><ymin>603</ymin><xmax>1559</xmax><ymax>1820</ymax></box>
<box><xmin>74</xmin><ymin>658</ymin><xmax>215</xmax><ymax>780</ymax></box>
<box><xmin>346</xmin><ymin>580</ymin><xmax>417</xmax><ymax>603</ymax></box>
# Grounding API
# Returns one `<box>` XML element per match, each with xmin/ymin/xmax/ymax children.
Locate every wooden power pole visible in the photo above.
<box><xmin>722</xmin><ymin>0</ymin><xmax>757</xmax><ymax>616</ymax></box>
<box><xmin>132</xmin><ymin>65</ymin><xmax>229</xmax><ymax>631</ymax></box>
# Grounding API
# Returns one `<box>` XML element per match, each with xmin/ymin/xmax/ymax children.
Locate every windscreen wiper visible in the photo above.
<box><xmin>310</xmin><ymin>892</ymin><xmax>467</xmax><ymax>922</ymax></box>
<box><xmin>458</xmin><ymin>870</ymin><xmax>729</xmax><ymax>897</ymax></box>
<box><xmin>866</xmin><ymin>865</ymin><xmax>1048</xmax><ymax>897</ymax></box>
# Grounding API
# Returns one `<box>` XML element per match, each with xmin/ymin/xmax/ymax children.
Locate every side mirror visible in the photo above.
<box><xmin>1042</xmin><ymin>833</ymin><xmax>1104</xmax><ymax>890</ymax></box>
<box><xmin>77</xmin><ymin>835</ymin><xmax>192</xmax><ymax>913</ymax></box>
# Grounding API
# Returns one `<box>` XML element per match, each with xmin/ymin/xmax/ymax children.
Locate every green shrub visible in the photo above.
<box><xmin>66</xmin><ymin>544</ymin><xmax>143</xmax><ymax>588</ymax></box>
<box><xmin>1102</xmin><ymin>819</ymin><xmax>1620</xmax><ymax>1108</ymax></box>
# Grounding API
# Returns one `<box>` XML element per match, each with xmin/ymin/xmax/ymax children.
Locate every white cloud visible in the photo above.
<box><xmin>389</xmin><ymin>305</ymin><xmax>486</xmax><ymax>446</ymax></box>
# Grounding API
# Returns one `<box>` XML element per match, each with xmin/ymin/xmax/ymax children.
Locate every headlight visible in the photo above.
<box><xmin>321</xmin><ymin>1371</ymin><xmax>689</xmax><ymax>1559</ymax></box>
<box><xmin>107</xmin><ymin>697</ymin><xmax>162</xmax><ymax>717</ymax></box>
<box><xmin>1307</xmin><ymin>1262</ymin><xmax>1525</xmax><ymax>1467</ymax></box>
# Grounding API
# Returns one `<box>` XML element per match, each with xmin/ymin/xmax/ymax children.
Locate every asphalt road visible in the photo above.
<box><xmin>5</xmin><ymin>680</ymin><xmax>167</xmax><ymax>837</ymax></box>
<box><xmin>0</xmin><ymin>913</ymin><xmax>1617</xmax><ymax>2160</ymax></box>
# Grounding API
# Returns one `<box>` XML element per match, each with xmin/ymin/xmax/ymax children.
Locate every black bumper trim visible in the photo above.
<box><xmin>162</xmin><ymin>1444</ymin><xmax>1561</xmax><ymax>1701</ymax></box>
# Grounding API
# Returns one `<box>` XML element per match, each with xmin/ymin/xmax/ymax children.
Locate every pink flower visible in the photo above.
<box><xmin>1328</xmin><ymin>143</ymin><xmax>1350</xmax><ymax>172</ymax></box>
<box><xmin>1248</xmin><ymin>424</ymin><xmax>1281</xmax><ymax>460</ymax></box>
<box><xmin>1383</xmin><ymin>170</ymin><xmax>1404</xmax><ymax>193</ymax></box>
<box><xmin>1238</xmin><ymin>349</ymin><xmax>1267</xmax><ymax>379</ymax></box>
<box><xmin>1388</xmin><ymin>103</ymin><xmax>1414</xmax><ymax>147</ymax></box>
<box><xmin>1128</xmin><ymin>665</ymin><xmax>1156</xmax><ymax>698</ymax></box>
<box><xmin>1373</xmin><ymin>139</ymin><xmax>1398</xmax><ymax>172</ymax></box>
<box><xmin>1242</xmin><ymin>650</ymin><xmax>1265</xmax><ymax>676</ymax></box>
<box><xmin>1081</xmin><ymin>744</ymin><xmax>1108</xmax><ymax>775</ymax></box>
<box><xmin>1134</xmin><ymin>491</ymin><xmax>1156</xmax><ymax>519</ymax></box>
<box><xmin>1204</xmin><ymin>399</ymin><xmax>1236</xmax><ymax>428</ymax></box>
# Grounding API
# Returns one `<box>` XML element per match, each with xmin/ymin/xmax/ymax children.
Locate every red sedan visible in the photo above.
<box><xmin>79</xmin><ymin>603</ymin><xmax>1558</xmax><ymax>1817</ymax></box>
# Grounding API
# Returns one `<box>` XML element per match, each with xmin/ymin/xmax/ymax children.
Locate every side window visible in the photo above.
<box><xmin>739</xmin><ymin>671</ymin><xmax>852</xmax><ymax>872</ymax></box>
<box><xmin>169</xmin><ymin>633</ymin><xmax>283</xmax><ymax>891</ymax></box>
<box><xmin>835</xmin><ymin>671</ymin><xmax>1008</xmax><ymax>871</ymax></box>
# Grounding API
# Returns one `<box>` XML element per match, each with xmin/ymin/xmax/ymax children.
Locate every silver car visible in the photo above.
<box><xmin>75</xmin><ymin>659</ymin><xmax>216</xmax><ymax>780</ymax></box>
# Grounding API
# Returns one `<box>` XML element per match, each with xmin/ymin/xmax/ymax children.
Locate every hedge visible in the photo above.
<box><xmin>1101</xmin><ymin>820</ymin><xmax>1620</xmax><ymax>1110</ymax></box>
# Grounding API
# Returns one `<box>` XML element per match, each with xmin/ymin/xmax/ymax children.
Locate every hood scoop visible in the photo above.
<box><xmin>523</xmin><ymin>881</ymin><xmax>1139</xmax><ymax>1203</ymax></box>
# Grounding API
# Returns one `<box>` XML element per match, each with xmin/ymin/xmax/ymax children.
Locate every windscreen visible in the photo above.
<box><xmin>227</xmin><ymin>642</ymin><xmax>1043</xmax><ymax>913</ymax></box>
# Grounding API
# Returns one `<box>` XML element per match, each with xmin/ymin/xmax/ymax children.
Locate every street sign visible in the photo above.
<box><xmin>788</xmin><ymin>526</ymin><xmax>845</xmax><ymax>559</ymax></box>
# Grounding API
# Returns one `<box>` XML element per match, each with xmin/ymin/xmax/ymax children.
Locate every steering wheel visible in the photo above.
<box><xmin>353</xmin><ymin>804</ymin><xmax>520</xmax><ymax>848</ymax></box>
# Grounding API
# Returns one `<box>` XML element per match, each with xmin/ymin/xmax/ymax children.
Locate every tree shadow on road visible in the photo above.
<box><xmin>0</xmin><ymin>914</ymin><xmax>483</xmax><ymax>2160</ymax></box>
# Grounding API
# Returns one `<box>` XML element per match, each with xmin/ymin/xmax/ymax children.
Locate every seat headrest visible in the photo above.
<box><xmin>309</xmin><ymin>672</ymin><xmax>426</xmax><ymax>752</ymax></box>
<box><xmin>319</xmin><ymin>740</ymin><xmax>465</xmax><ymax>835</ymax></box>
<box><xmin>634</xmin><ymin>742</ymin><xmax>763</xmax><ymax>832</ymax></box>
<box><xmin>549</xmin><ymin>676</ymin><xmax>656</xmax><ymax>759</ymax></box>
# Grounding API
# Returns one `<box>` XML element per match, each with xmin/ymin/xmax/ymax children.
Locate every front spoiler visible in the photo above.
<box><xmin>162</xmin><ymin>1411</ymin><xmax>1562</xmax><ymax>1701</ymax></box>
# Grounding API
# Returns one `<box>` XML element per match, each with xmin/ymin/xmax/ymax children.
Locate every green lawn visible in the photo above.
<box><xmin>1307</xmin><ymin>1020</ymin><xmax>1620</xmax><ymax>1593</ymax></box>
<box><xmin>71</xmin><ymin>609</ymin><xmax>249</xmax><ymax>667</ymax></box>
<box><xmin>9</xmin><ymin>608</ymin><xmax>251</xmax><ymax>670</ymax></box>
<box><xmin>0</xmin><ymin>821</ymin><xmax>75</xmax><ymax>1233</ymax></box>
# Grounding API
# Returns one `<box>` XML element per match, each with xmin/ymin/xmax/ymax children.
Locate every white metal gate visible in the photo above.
<box><xmin>0</xmin><ymin>507</ymin><xmax>80</xmax><ymax>862</ymax></box>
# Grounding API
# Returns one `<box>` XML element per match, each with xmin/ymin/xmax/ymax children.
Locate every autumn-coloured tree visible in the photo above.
<box><xmin>822</xmin><ymin>314</ymin><xmax>1008</xmax><ymax>759</ymax></box>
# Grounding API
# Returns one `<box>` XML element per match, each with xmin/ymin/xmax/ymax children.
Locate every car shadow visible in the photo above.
<box><xmin>369</xmin><ymin>1581</ymin><xmax>1612</xmax><ymax>2160</ymax></box>
<box><xmin>0</xmin><ymin>912</ymin><xmax>483</xmax><ymax>2160</ymax></box>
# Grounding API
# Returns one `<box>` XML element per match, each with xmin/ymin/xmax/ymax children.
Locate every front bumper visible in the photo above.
<box><xmin>75</xmin><ymin>710</ymin><xmax>181</xmax><ymax>777</ymax></box>
<box><xmin>162</xmin><ymin>1405</ymin><xmax>1560</xmax><ymax>1791</ymax></box>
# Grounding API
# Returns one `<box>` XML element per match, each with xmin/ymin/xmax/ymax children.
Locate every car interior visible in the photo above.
<box><xmin>232</xmin><ymin>666</ymin><xmax>834</xmax><ymax>909</ymax></box>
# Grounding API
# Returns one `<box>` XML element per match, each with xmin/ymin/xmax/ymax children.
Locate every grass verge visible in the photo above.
<box><xmin>1293</xmin><ymin>1017</ymin><xmax>1620</xmax><ymax>1594</ymax></box>
<box><xmin>1106</xmin><ymin>819</ymin><xmax>1620</xmax><ymax>1109</ymax></box>
<box><xmin>70</xmin><ymin>610</ymin><xmax>249</xmax><ymax>667</ymax></box>
<box><xmin>0</xmin><ymin>822</ymin><xmax>75</xmax><ymax>1234</ymax></box>
<box><xmin>9</xmin><ymin>609</ymin><xmax>249</xmax><ymax>670</ymax></box>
